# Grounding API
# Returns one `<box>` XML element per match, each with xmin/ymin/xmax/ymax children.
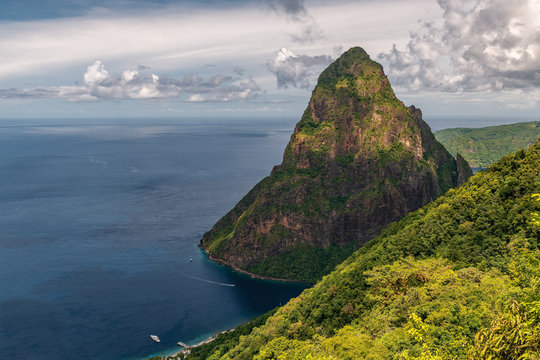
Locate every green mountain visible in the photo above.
<box><xmin>200</xmin><ymin>47</ymin><xmax>471</xmax><ymax>283</ymax></box>
<box><xmin>434</xmin><ymin>121</ymin><xmax>540</xmax><ymax>168</ymax></box>
<box><xmin>185</xmin><ymin>140</ymin><xmax>540</xmax><ymax>360</ymax></box>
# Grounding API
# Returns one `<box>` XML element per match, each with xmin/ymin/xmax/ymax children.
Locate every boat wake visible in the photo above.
<box><xmin>88</xmin><ymin>156</ymin><xmax>108</xmax><ymax>166</ymax></box>
<box><xmin>183</xmin><ymin>274</ymin><xmax>236</xmax><ymax>287</ymax></box>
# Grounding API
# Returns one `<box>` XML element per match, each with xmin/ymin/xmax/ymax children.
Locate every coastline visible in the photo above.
<box><xmin>143</xmin><ymin>248</ymin><xmax>310</xmax><ymax>360</ymax></box>
<box><xmin>200</xmin><ymin>247</ymin><xmax>312</xmax><ymax>285</ymax></box>
<box><xmin>186</xmin><ymin>328</ymin><xmax>233</xmax><ymax>349</ymax></box>
<box><xmin>180</xmin><ymin>328</ymin><xmax>234</xmax><ymax>357</ymax></box>
<box><xmin>145</xmin><ymin>328</ymin><xmax>234</xmax><ymax>360</ymax></box>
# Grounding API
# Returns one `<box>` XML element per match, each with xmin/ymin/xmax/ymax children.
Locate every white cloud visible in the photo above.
<box><xmin>0</xmin><ymin>61</ymin><xmax>261</xmax><ymax>102</ymax></box>
<box><xmin>0</xmin><ymin>0</ymin><xmax>437</xmax><ymax>84</ymax></box>
<box><xmin>84</xmin><ymin>60</ymin><xmax>110</xmax><ymax>86</ymax></box>
<box><xmin>378</xmin><ymin>0</ymin><xmax>540</xmax><ymax>92</ymax></box>
<box><xmin>10</xmin><ymin>0</ymin><xmax>536</xmax><ymax>119</ymax></box>
<box><xmin>0</xmin><ymin>4</ymin><xmax>275</xmax><ymax>81</ymax></box>
<box><xmin>266</xmin><ymin>48</ymin><xmax>332</xmax><ymax>89</ymax></box>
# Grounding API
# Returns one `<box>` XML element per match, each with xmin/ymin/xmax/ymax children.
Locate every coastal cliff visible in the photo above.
<box><xmin>201</xmin><ymin>47</ymin><xmax>471</xmax><ymax>282</ymax></box>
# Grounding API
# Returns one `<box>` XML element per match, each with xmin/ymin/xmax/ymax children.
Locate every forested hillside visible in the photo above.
<box><xmin>435</xmin><ymin>121</ymin><xmax>540</xmax><ymax>168</ymax></box>
<box><xmin>184</xmin><ymin>140</ymin><xmax>539</xmax><ymax>360</ymax></box>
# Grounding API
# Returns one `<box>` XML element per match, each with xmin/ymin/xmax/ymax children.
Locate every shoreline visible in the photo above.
<box><xmin>159</xmin><ymin>328</ymin><xmax>235</xmax><ymax>359</ymax></box>
<box><xmin>145</xmin><ymin>247</ymin><xmax>311</xmax><ymax>360</ymax></box>
<box><xmin>186</xmin><ymin>328</ymin><xmax>233</xmax><ymax>349</ymax></box>
<box><xmin>200</xmin><ymin>247</ymin><xmax>312</xmax><ymax>285</ymax></box>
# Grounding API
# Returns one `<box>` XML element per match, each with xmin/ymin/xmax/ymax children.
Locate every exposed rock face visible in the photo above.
<box><xmin>456</xmin><ymin>152</ymin><xmax>473</xmax><ymax>185</ymax></box>
<box><xmin>200</xmin><ymin>47</ymin><xmax>471</xmax><ymax>282</ymax></box>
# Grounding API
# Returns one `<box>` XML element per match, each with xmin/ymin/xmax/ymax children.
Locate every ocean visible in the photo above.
<box><xmin>0</xmin><ymin>117</ymin><xmax>307</xmax><ymax>360</ymax></box>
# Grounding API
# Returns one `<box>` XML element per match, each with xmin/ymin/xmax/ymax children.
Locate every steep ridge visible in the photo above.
<box><xmin>201</xmin><ymin>47</ymin><xmax>471</xmax><ymax>282</ymax></box>
<box><xmin>434</xmin><ymin>121</ymin><xmax>540</xmax><ymax>169</ymax></box>
<box><xmin>187</xmin><ymin>140</ymin><xmax>540</xmax><ymax>360</ymax></box>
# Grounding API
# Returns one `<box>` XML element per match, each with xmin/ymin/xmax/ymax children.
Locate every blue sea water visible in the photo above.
<box><xmin>0</xmin><ymin>118</ymin><xmax>307</xmax><ymax>360</ymax></box>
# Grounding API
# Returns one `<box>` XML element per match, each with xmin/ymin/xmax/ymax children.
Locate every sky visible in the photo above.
<box><xmin>1</xmin><ymin>0</ymin><xmax>539</xmax><ymax>126</ymax></box>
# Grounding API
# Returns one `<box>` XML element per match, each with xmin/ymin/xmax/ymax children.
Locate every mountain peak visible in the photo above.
<box><xmin>320</xmin><ymin>47</ymin><xmax>379</xmax><ymax>75</ymax></box>
<box><xmin>201</xmin><ymin>46</ymin><xmax>470</xmax><ymax>282</ymax></box>
<box><xmin>316</xmin><ymin>46</ymin><xmax>392</xmax><ymax>97</ymax></box>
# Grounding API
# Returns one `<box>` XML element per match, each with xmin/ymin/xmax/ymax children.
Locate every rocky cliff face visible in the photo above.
<box><xmin>201</xmin><ymin>47</ymin><xmax>471</xmax><ymax>282</ymax></box>
<box><xmin>456</xmin><ymin>152</ymin><xmax>473</xmax><ymax>185</ymax></box>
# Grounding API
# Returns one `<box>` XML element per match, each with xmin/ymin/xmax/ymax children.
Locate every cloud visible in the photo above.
<box><xmin>266</xmin><ymin>48</ymin><xmax>332</xmax><ymax>89</ymax></box>
<box><xmin>288</xmin><ymin>23</ymin><xmax>324</xmax><ymax>44</ymax></box>
<box><xmin>264</xmin><ymin>0</ymin><xmax>323</xmax><ymax>43</ymax></box>
<box><xmin>0</xmin><ymin>4</ymin><xmax>295</xmax><ymax>81</ymax></box>
<box><xmin>232</xmin><ymin>66</ymin><xmax>244</xmax><ymax>76</ymax></box>
<box><xmin>264</xmin><ymin>0</ymin><xmax>307</xmax><ymax>19</ymax></box>
<box><xmin>0</xmin><ymin>1</ymin><xmax>433</xmax><ymax>83</ymax></box>
<box><xmin>0</xmin><ymin>85</ymin><xmax>93</xmax><ymax>102</ymax></box>
<box><xmin>0</xmin><ymin>61</ymin><xmax>261</xmax><ymax>102</ymax></box>
<box><xmin>378</xmin><ymin>0</ymin><xmax>540</xmax><ymax>92</ymax></box>
<box><xmin>183</xmin><ymin>76</ymin><xmax>260</xmax><ymax>103</ymax></box>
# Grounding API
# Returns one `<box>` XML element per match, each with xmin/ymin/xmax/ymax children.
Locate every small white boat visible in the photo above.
<box><xmin>150</xmin><ymin>335</ymin><xmax>160</xmax><ymax>343</ymax></box>
<box><xmin>189</xmin><ymin>259</ymin><xmax>193</xmax><ymax>262</ymax></box>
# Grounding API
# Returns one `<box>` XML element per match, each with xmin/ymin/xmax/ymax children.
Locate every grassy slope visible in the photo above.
<box><xmin>434</xmin><ymin>121</ymin><xmax>540</xmax><ymax>168</ymax></box>
<box><xmin>187</xmin><ymin>140</ymin><xmax>539</xmax><ymax>359</ymax></box>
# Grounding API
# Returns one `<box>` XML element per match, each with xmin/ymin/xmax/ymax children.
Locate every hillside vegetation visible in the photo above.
<box><xmin>434</xmin><ymin>121</ymin><xmax>540</xmax><ymax>168</ymax></box>
<box><xmin>184</xmin><ymin>140</ymin><xmax>539</xmax><ymax>360</ymax></box>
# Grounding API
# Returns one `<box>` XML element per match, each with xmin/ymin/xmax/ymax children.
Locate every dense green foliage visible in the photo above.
<box><xmin>473</xmin><ymin>299</ymin><xmax>540</xmax><ymax>359</ymax></box>
<box><xmin>188</xmin><ymin>140</ymin><xmax>540</xmax><ymax>359</ymax></box>
<box><xmin>187</xmin><ymin>310</ymin><xmax>278</xmax><ymax>360</ymax></box>
<box><xmin>246</xmin><ymin>243</ymin><xmax>357</xmax><ymax>283</ymax></box>
<box><xmin>434</xmin><ymin>121</ymin><xmax>540</xmax><ymax>168</ymax></box>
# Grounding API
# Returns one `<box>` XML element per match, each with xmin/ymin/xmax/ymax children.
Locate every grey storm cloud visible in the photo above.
<box><xmin>264</xmin><ymin>0</ymin><xmax>307</xmax><ymax>18</ymax></box>
<box><xmin>378</xmin><ymin>0</ymin><xmax>540</xmax><ymax>92</ymax></box>
<box><xmin>264</xmin><ymin>0</ymin><xmax>323</xmax><ymax>43</ymax></box>
<box><xmin>288</xmin><ymin>23</ymin><xmax>323</xmax><ymax>44</ymax></box>
<box><xmin>267</xmin><ymin>48</ymin><xmax>332</xmax><ymax>89</ymax></box>
<box><xmin>0</xmin><ymin>61</ymin><xmax>260</xmax><ymax>102</ymax></box>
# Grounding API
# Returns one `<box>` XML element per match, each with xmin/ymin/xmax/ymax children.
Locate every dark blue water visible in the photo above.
<box><xmin>0</xmin><ymin>118</ymin><xmax>307</xmax><ymax>360</ymax></box>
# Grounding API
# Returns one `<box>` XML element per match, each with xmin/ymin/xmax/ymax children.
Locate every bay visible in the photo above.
<box><xmin>0</xmin><ymin>117</ymin><xmax>307</xmax><ymax>360</ymax></box>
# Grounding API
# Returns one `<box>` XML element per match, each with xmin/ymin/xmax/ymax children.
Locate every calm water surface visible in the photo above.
<box><xmin>0</xmin><ymin>118</ymin><xmax>307</xmax><ymax>360</ymax></box>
